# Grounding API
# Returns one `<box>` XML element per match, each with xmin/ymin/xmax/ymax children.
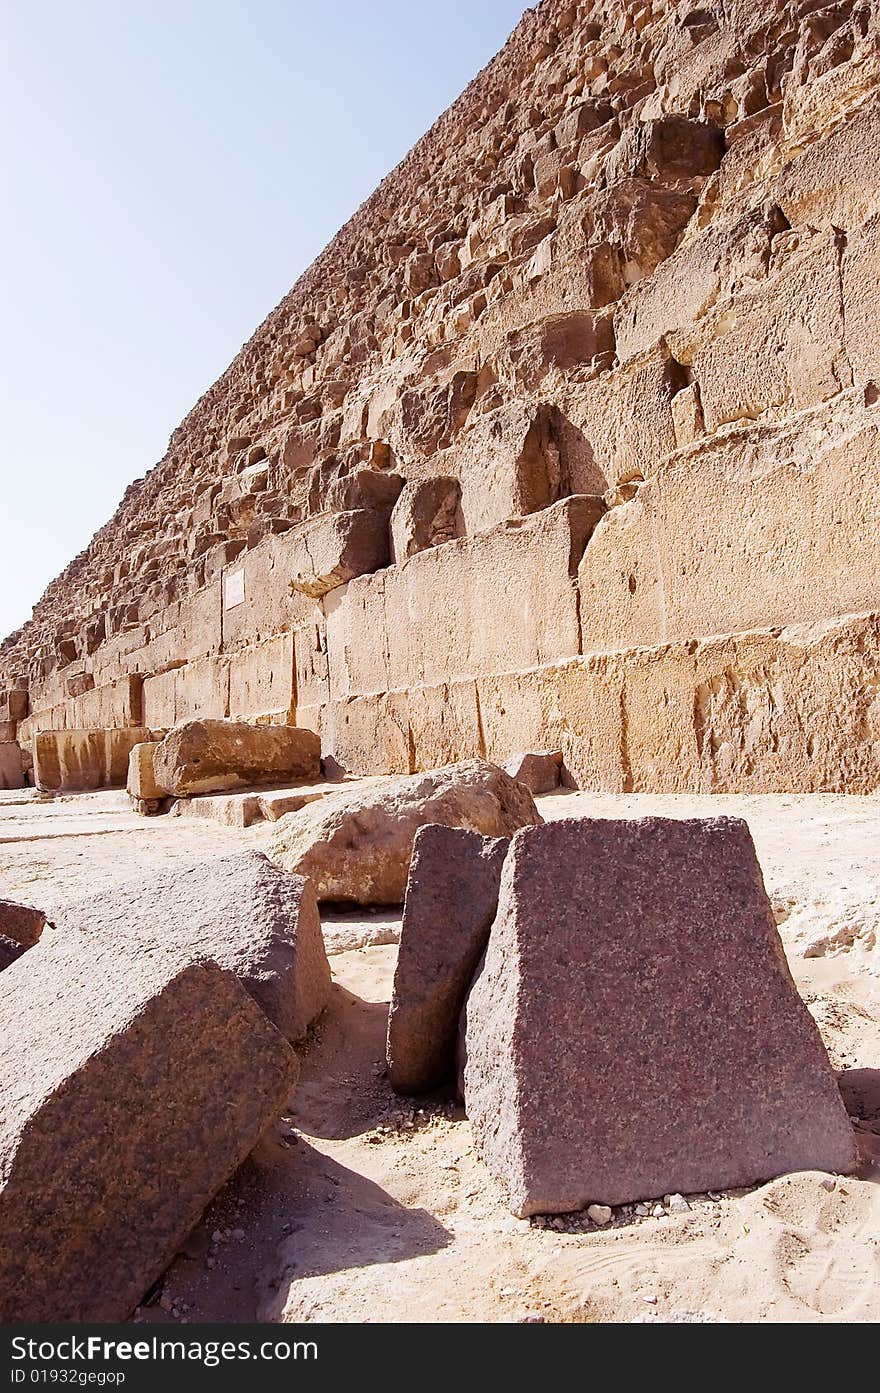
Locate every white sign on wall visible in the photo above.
<box><xmin>224</xmin><ymin>568</ymin><xmax>245</xmax><ymax>610</ymax></box>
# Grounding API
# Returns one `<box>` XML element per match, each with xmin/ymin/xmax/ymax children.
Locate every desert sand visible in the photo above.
<box><xmin>1</xmin><ymin>783</ymin><xmax>877</xmax><ymax>1323</ymax></box>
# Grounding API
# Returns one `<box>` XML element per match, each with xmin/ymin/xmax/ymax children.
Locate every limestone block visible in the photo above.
<box><xmin>227</xmin><ymin>633</ymin><xmax>296</xmax><ymax>724</ymax></box>
<box><xmin>776</xmin><ymin>107</ymin><xmax>880</xmax><ymax>233</ymax></box>
<box><xmin>172</xmin><ymin>655</ymin><xmax>230</xmax><ymax>724</ymax></box>
<box><xmin>267</xmin><ymin>760</ymin><xmax>541</xmax><ymax>905</ymax></box>
<box><xmin>329</xmin><ymin>497</ymin><xmax>605</xmax><ymax>700</ymax></box>
<box><xmin>289</xmin><ymin>510</ymin><xmax>391</xmax><ymax>598</ymax></box>
<box><xmin>680</xmin><ymin>232</ymin><xmax>850</xmax><ymax>432</ymax></box>
<box><xmin>0</xmin><ymin>742</ymin><xmax>25</xmax><ymax>790</ymax></box>
<box><xmin>842</xmin><ymin>212</ymin><xmax>880</xmax><ymax>385</ymax></box>
<box><xmin>153</xmin><ymin>719</ymin><xmax>321</xmax><ymax>795</ymax></box>
<box><xmin>126</xmin><ymin>742</ymin><xmax>167</xmax><ymax>801</ymax></box>
<box><xmin>577</xmin><ymin>399</ymin><xmax>880</xmax><ymax>651</ymax></box>
<box><xmin>390</xmin><ymin>477</ymin><xmax>462</xmax><ymax>562</ymax></box>
<box><xmin>33</xmin><ymin>728</ymin><xmax>158</xmax><ymax>793</ymax></box>
<box><xmin>141</xmin><ymin>668</ymin><xmax>179</xmax><ymax>730</ymax></box>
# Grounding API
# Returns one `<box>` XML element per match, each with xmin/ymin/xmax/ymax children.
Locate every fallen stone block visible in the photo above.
<box><xmin>153</xmin><ymin>719</ymin><xmax>321</xmax><ymax>796</ymax></box>
<box><xmin>504</xmin><ymin>749</ymin><xmax>562</xmax><ymax>794</ymax></box>
<box><xmin>171</xmin><ymin>789</ymin><xmax>266</xmax><ymax>828</ymax></box>
<box><xmin>56</xmin><ymin>850</ymin><xmax>331</xmax><ymax>1043</ymax></box>
<box><xmin>127</xmin><ymin>740</ymin><xmax>168</xmax><ymax>801</ymax></box>
<box><xmin>463</xmin><ymin>817</ymin><xmax>857</xmax><ymax>1216</ymax></box>
<box><xmin>0</xmin><ymin>898</ymin><xmax>46</xmax><ymax>948</ymax></box>
<box><xmin>268</xmin><ymin>760</ymin><xmax>541</xmax><ymax>904</ymax></box>
<box><xmin>0</xmin><ymin>943</ymin><xmax>298</xmax><ymax>1321</ymax></box>
<box><xmin>171</xmin><ymin>782</ymin><xmax>332</xmax><ymax>828</ymax></box>
<box><xmin>388</xmin><ymin>825</ymin><xmax>509</xmax><ymax>1094</ymax></box>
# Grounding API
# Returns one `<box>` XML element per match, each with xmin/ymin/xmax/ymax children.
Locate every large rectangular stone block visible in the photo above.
<box><xmin>577</xmin><ymin>396</ymin><xmax>880</xmax><ymax>651</ymax></box>
<box><xmin>0</xmin><ymin>743</ymin><xmax>25</xmax><ymax>790</ymax></box>
<box><xmin>227</xmin><ymin>633</ymin><xmax>296</xmax><ymax>723</ymax></box>
<box><xmin>327</xmin><ymin>497</ymin><xmax>604</xmax><ymax>700</ymax></box>
<box><xmin>0</xmin><ymin>939</ymin><xmax>297</xmax><ymax>1320</ymax></box>
<box><xmin>463</xmin><ymin>817</ymin><xmax>857</xmax><ymax>1215</ymax></box>
<box><xmin>677</xmin><ymin>232</ymin><xmax>849</xmax><ymax>433</ymax></box>
<box><xmin>33</xmin><ymin>728</ymin><xmax>158</xmax><ymax>792</ymax></box>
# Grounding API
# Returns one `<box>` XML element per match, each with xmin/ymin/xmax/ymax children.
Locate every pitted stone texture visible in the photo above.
<box><xmin>387</xmin><ymin>825</ymin><xmax>509</xmax><ymax>1094</ymax></box>
<box><xmin>56</xmin><ymin>851</ymin><xmax>330</xmax><ymax>1043</ymax></box>
<box><xmin>268</xmin><ymin>760</ymin><xmax>540</xmax><ymax>905</ymax></box>
<box><xmin>0</xmin><ymin>898</ymin><xmax>46</xmax><ymax>948</ymax></box>
<box><xmin>153</xmin><ymin>719</ymin><xmax>321</xmax><ymax>795</ymax></box>
<box><xmin>390</xmin><ymin>477</ymin><xmax>462</xmax><ymax>562</ymax></box>
<box><xmin>464</xmin><ymin>816</ymin><xmax>857</xmax><ymax>1217</ymax></box>
<box><xmin>0</xmin><ymin>935</ymin><xmax>29</xmax><ymax>971</ymax></box>
<box><xmin>0</xmin><ymin>945</ymin><xmax>297</xmax><ymax>1322</ymax></box>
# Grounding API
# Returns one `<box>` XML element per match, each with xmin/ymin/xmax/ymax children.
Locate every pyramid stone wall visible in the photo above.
<box><xmin>2</xmin><ymin>0</ymin><xmax>879</xmax><ymax>791</ymax></box>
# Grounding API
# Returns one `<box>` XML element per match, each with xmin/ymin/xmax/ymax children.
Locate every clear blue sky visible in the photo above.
<box><xmin>0</xmin><ymin>0</ymin><xmax>528</xmax><ymax>641</ymax></box>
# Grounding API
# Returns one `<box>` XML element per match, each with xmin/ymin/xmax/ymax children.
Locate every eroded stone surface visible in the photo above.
<box><xmin>55</xmin><ymin>851</ymin><xmax>331</xmax><ymax>1043</ymax></box>
<box><xmin>268</xmin><ymin>760</ymin><xmax>540</xmax><ymax>904</ymax></box>
<box><xmin>153</xmin><ymin>719</ymin><xmax>321</xmax><ymax>796</ymax></box>
<box><xmin>387</xmin><ymin>825</ymin><xmax>509</xmax><ymax>1094</ymax></box>
<box><xmin>0</xmin><ymin>946</ymin><xmax>298</xmax><ymax>1321</ymax></box>
<box><xmin>464</xmin><ymin>817</ymin><xmax>857</xmax><ymax>1216</ymax></box>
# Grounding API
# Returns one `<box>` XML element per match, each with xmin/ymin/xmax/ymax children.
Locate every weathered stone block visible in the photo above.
<box><xmin>33</xmin><ymin>728</ymin><xmax>157</xmax><ymax>793</ymax></box>
<box><xmin>289</xmin><ymin>509</ymin><xmax>390</xmax><ymax>598</ymax></box>
<box><xmin>153</xmin><ymin>719</ymin><xmax>321</xmax><ymax>796</ymax></box>
<box><xmin>390</xmin><ymin>477</ymin><xmax>462</xmax><ymax>562</ymax></box>
<box><xmin>0</xmin><ymin>944</ymin><xmax>297</xmax><ymax>1321</ymax></box>
<box><xmin>0</xmin><ymin>742</ymin><xmax>25</xmax><ymax>790</ymax></box>
<box><xmin>126</xmin><ymin>741</ymin><xmax>167</xmax><ymax>801</ymax></box>
<box><xmin>268</xmin><ymin>760</ymin><xmax>540</xmax><ymax>905</ymax></box>
<box><xmin>464</xmin><ymin>817</ymin><xmax>857</xmax><ymax>1216</ymax></box>
<box><xmin>388</xmin><ymin>825</ymin><xmax>509</xmax><ymax>1094</ymax></box>
<box><xmin>56</xmin><ymin>851</ymin><xmax>330</xmax><ymax>1043</ymax></box>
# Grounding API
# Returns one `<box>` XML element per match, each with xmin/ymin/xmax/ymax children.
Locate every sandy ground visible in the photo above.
<box><xmin>1</xmin><ymin>784</ymin><xmax>878</xmax><ymax>1323</ymax></box>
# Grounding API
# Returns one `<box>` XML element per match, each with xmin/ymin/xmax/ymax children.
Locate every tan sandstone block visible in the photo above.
<box><xmin>227</xmin><ymin>633</ymin><xmax>296</xmax><ymax>724</ymax></box>
<box><xmin>329</xmin><ymin>497</ymin><xmax>605</xmax><ymax>700</ymax></box>
<box><xmin>34</xmin><ymin>728</ymin><xmax>158</xmax><ymax>793</ymax></box>
<box><xmin>127</xmin><ymin>742</ymin><xmax>166</xmax><ymax>801</ymax></box>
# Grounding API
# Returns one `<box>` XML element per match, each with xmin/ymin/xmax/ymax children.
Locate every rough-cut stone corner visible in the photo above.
<box><xmin>153</xmin><ymin>719</ymin><xmax>321</xmax><ymax>796</ymax></box>
<box><xmin>388</xmin><ymin>824</ymin><xmax>509</xmax><ymax>1094</ymax></box>
<box><xmin>0</xmin><ymin>898</ymin><xmax>47</xmax><ymax>948</ymax></box>
<box><xmin>504</xmin><ymin>750</ymin><xmax>563</xmax><ymax>795</ymax></box>
<box><xmin>463</xmin><ymin>817</ymin><xmax>857</xmax><ymax>1217</ymax></box>
<box><xmin>127</xmin><ymin>740</ymin><xmax>167</xmax><ymax>802</ymax></box>
<box><xmin>267</xmin><ymin>760</ymin><xmax>541</xmax><ymax>905</ymax></box>
<box><xmin>0</xmin><ymin>942</ymin><xmax>298</xmax><ymax>1321</ymax></box>
<box><xmin>56</xmin><ymin>850</ymin><xmax>331</xmax><ymax>1043</ymax></box>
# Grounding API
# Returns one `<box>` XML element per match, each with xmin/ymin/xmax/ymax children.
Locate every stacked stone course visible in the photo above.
<box><xmin>2</xmin><ymin>0</ymin><xmax>878</xmax><ymax>791</ymax></box>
